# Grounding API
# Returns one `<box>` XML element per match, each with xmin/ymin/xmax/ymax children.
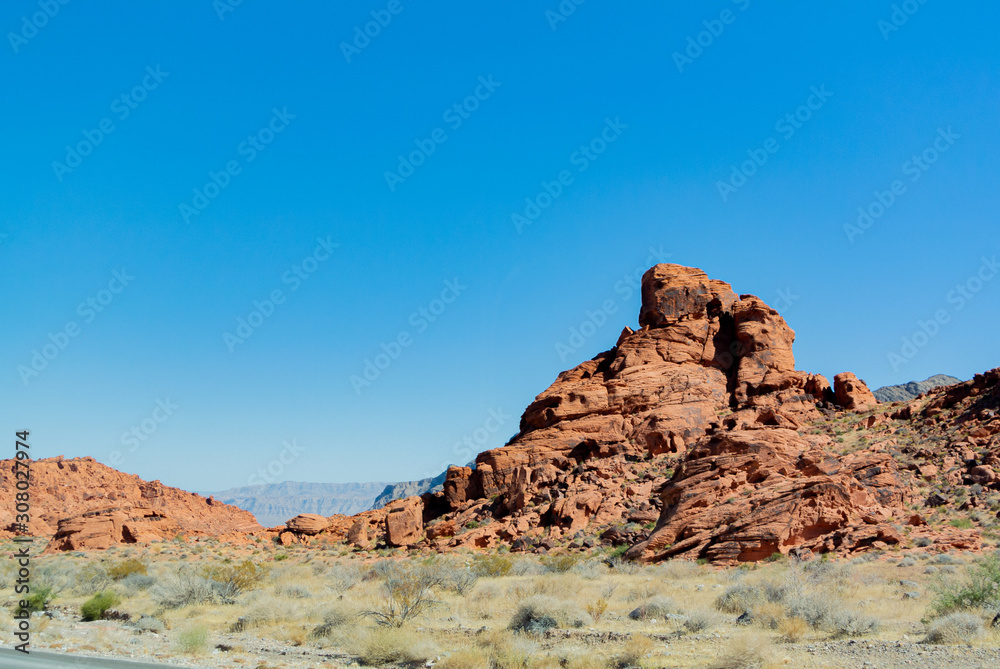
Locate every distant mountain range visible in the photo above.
<box><xmin>212</xmin><ymin>481</ymin><xmax>389</xmax><ymax>527</ymax></box>
<box><xmin>872</xmin><ymin>374</ymin><xmax>962</xmax><ymax>403</ymax></box>
<box><xmin>212</xmin><ymin>469</ymin><xmax>454</xmax><ymax>527</ymax></box>
<box><xmin>371</xmin><ymin>471</ymin><xmax>447</xmax><ymax>509</ymax></box>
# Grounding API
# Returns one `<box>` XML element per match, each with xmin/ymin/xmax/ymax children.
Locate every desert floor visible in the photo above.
<box><xmin>2</xmin><ymin>539</ymin><xmax>999</xmax><ymax>668</ymax></box>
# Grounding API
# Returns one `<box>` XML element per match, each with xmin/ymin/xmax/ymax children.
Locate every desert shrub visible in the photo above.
<box><xmin>924</xmin><ymin>612</ymin><xmax>985</xmax><ymax>644</ymax></box>
<box><xmin>232</xmin><ymin>596</ymin><xmax>297</xmax><ymax>630</ymax></box>
<box><xmin>200</xmin><ymin>559</ymin><xmax>269</xmax><ymax>601</ymax></box>
<box><xmin>784</xmin><ymin>593</ymin><xmax>833</xmax><ymax>629</ymax></box>
<box><xmin>540</xmin><ymin>553</ymin><xmax>581</xmax><ymax>573</ymax></box>
<box><xmin>132</xmin><ymin>616</ymin><xmax>166</xmax><ymax>633</ymax></box>
<box><xmin>628</xmin><ymin>595</ymin><xmax>676</xmax><ymax>620</ymax></box>
<box><xmin>362</xmin><ymin>565</ymin><xmax>437</xmax><ymax>627</ymax></box>
<box><xmin>608</xmin><ymin>635</ymin><xmax>655</xmax><ymax>668</ymax></box>
<box><xmin>606</xmin><ymin>556</ymin><xmax>641</xmax><ymax>575</ymax></box>
<box><xmin>828</xmin><ymin>609</ymin><xmax>880</xmax><ymax>637</ymax></box>
<box><xmin>709</xmin><ymin>635</ymin><xmax>775</xmax><ymax>669</ymax></box>
<box><xmin>275</xmin><ymin>583</ymin><xmax>312</xmax><ymax>599</ymax></box>
<box><xmin>509</xmin><ymin>557</ymin><xmax>545</xmax><ymax>576</ymax></box>
<box><xmin>778</xmin><ymin>616</ymin><xmax>809</xmax><ymax>643</ymax></box>
<box><xmin>24</xmin><ymin>585</ymin><xmax>55</xmax><ymax>613</ymax></box>
<box><xmin>473</xmin><ymin>553</ymin><xmax>514</xmax><ymax>578</ymax></box>
<box><xmin>118</xmin><ymin>572</ymin><xmax>156</xmax><ymax>592</ymax></box>
<box><xmin>176</xmin><ymin>624</ymin><xmax>209</xmax><ymax>654</ymax></box>
<box><xmin>569</xmin><ymin>557</ymin><xmax>606</xmax><ymax>580</ymax></box>
<box><xmin>81</xmin><ymin>591</ymin><xmax>121</xmax><ymax>621</ymax></box>
<box><xmin>327</xmin><ymin>563</ymin><xmax>362</xmax><ymax>592</ymax></box>
<box><xmin>930</xmin><ymin>551</ymin><xmax>1000</xmax><ymax>616</ymax></box>
<box><xmin>716</xmin><ymin>583</ymin><xmax>762</xmax><ymax>614</ymax></box>
<box><xmin>32</xmin><ymin>563</ymin><xmax>74</xmax><ymax>597</ymax></box>
<box><xmin>351</xmin><ymin>627</ymin><xmax>438</xmax><ymax>666</ymax></box>
<box><xmin>152</xmin><ymin>569</ymin><xmax>216</xmax><ymax>609</ymax></box>
<box><xmin>106</xmin><ymin>557</ymin><xmax>148</xmax><ymax>581</ymax></box>
<box><xmin>585</xmin><ymin>597</ymin><xmax>608</xmax><ymax>621</ymax></box>
<box><xmin>509</xmin><ymin>595</ymin><xmax>591</xmax><ymax>633</ymax></box>
<box><xmin>312</xmin><ymin>604</ymin><xmax>356</xmax><ymax>637</ymax></box>
<box><xmin>684</xmin><ymin>609</ymin><xmax>721</xmax><ymax>633</ymax></box>
<box><xmin>73</xmin><ymin>563</ymin><xmax>112</xmax><ymax>595</ymax></box>
<box><xmin>447</xmin><ymin>568</ymin><xmax>479</xmax><ymax>595</ymax></box>
<box><xmin>476</xmin><ymin>628</ymin><xmax>539</xmax><ymax>669</ymax></box>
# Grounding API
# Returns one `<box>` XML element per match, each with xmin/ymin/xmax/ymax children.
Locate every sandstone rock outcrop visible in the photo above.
<box><xmin>385</xmin><ymin>496</ymin><xmax>423</xmax><ymax>546</ymax></box>
<box><xmin>0</xmin><ymin>456</ymin><xmax>261</xmax><ymax>551</ymax></box>
<box><xmin>285</xmin><ymin>513</ymin><xmax>330</xmax><ymax>535</ymax></box>
<box><xmin>835</xmin><ymin>372</ymin><xmax>878</xmax><ymax>412</ymax></box>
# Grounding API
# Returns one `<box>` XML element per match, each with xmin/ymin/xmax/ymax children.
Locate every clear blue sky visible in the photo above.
<box><xmin>2</xmin><ymin>1</ymin><xmax>998</xmax><ymax>492</ymax></box>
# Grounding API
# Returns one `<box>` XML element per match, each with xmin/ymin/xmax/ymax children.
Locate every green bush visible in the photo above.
<box><xmin>472</xmin><ymin>553</ymin><xmax>513</xmax><ymax>578</ymax></box>
<box><xmin>81</xmin><ymin>591</ymin><xmax>120</xmax><ymax>621</ymax></box>
<box><xmin>176</xmin><ymin>624</ymin><xmax>208</xmax><ymax>653</ymax></box>
<box><xmin>931</xmin><ymin>552</ymin><xmax>1000</xmax><ymax>616</ymax></box>
<box><xmin>106</xmin><ymin>557</ymin><xmax>148</xmax><ymax>581</ymax></box>
<box><xmin>25</xmin><ymin>585</ymin><xmax>54</xmax><ymax>613</ymax></box>
<box><xmin>540</xmin><ymin>554</ymin><xmax>580</xmax><ymax>573</ymax></box>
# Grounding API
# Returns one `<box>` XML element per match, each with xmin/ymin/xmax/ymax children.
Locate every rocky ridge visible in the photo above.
<box><xmin>273</xmin><ymin>264</ymin><xmax>997</xmax><ymax>563</ymax></box>
<box><xmin>0</xmin><ymin>456</ymin><xmax>261</xmax><ymax>551</ymax></box>
<box><xmin>874</xmin><ymin>374</ymin><xmax>963</xmax><ymax>403</ymax></box>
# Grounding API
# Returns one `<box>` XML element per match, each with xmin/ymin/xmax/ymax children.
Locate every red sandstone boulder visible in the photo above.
<box><xmin>834</xmin><ymin>373</ymin><xmax>878</xmax><ymax>411</ymax></box>
<box><xmin>385</xmin><ymin>496</ymin><xmax>423</xmax><ymax>546</ymax></box>
<box><xmin>285</xmin><ymin>513</ymin><xmax>330</xmax><ymax>535</ymax></box>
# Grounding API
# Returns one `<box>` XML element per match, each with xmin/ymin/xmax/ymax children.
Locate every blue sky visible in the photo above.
<box><xmin>2</xmin><ymin>1</ymin><xmax>998</xmax><ymax>492</ymax></box>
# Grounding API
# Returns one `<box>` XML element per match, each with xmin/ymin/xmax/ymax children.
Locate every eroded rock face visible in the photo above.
<box><xmin>285</xmin><ymin>513</ymin><xmax>330</xmax><ymax>535</ymax></box>
<box><xmin>385</xmin><ymin>496</ymin><xmax>423</xmax><ymax>546</ymax></box>
<box><xmin>624</xmin><ymin>429</ymin><xmax>908</xmax><ymax>563</ymax></box>
<box><xmin>0</xmin><ymin>456</ymin><xmax>261</xmax><ymax>551</ymax></box>
<box><xmin>835</xmin><ymin>373</ymin><xmax>878</xmax><ymax>412</ymax></box>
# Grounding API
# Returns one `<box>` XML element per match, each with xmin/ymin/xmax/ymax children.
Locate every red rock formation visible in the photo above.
<box><xmin>0</xmin><ymin>456</ymin><xmax>261</xmax><ymax>551</ymax></box>
<box><xmin>624</xmin><ymin>429</ymin><xmax>909</xmax><ymax>563</ymax></box>
<box><xmin>835</xmin><ymin>373</ymin><xmax>878</xmax><ymax>412</ymax></box>
<box><xmin>285</xmin><ymin>513</ymin><xmax>330</xmax><ymax>535</ymax></box>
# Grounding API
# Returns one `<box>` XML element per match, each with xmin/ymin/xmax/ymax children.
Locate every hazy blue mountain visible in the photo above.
<box><xmin>873</xmin><ymin>374</ymin><xmax>962</xmax><ymax>403</ymax></box>
<box><xmin>371</xmin><ymin>471</ymin><xmax>448</xmax><ymax>510</ymax></box>
<box><xmin>212</xmin><ymin>481</ymin><xmax>389</xmax><ymax>527</ymax></box>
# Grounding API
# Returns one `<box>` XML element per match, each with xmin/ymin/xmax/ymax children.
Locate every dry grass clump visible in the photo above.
<box><xmin>924</xmin><ymin>611</ymin><xmax>985</xmax><ymax>644</ymax></box>
<box><xmin>715</xmin><ymin>582</ymin><xmax>762</xmax><ymax>614</ymax></box>
<box><xmin>628</xmin><ymin>594</ymin><xmax>676</xmax><ymax>620</ymax></box>
<box><xmin>509</xmin><ymin>595</ymin><xmax>591</xmax><ymax>634</ymax></box>
<box><xmin>708</xmin><ymin>634</ymin><xmax>778</xmax><ymax>669</ymax></box>
<box><xmin>175</xmin><ymin>623</ymin><xmax>209</xmax><ymax>654</ymax></box>
<box><xmin>348</xmin><ymin>626</ymin><xmax>438</xmax><ymax>666</ymax></box>
<box><xmin>608</xmin><ymin>635</ymin><xmax>656</xmax><ymax>668</ymax></box>
<box><xmin>311</xmin><ymin>602</ymin><xmax>358</xmax><ymax>637</ymax></box>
